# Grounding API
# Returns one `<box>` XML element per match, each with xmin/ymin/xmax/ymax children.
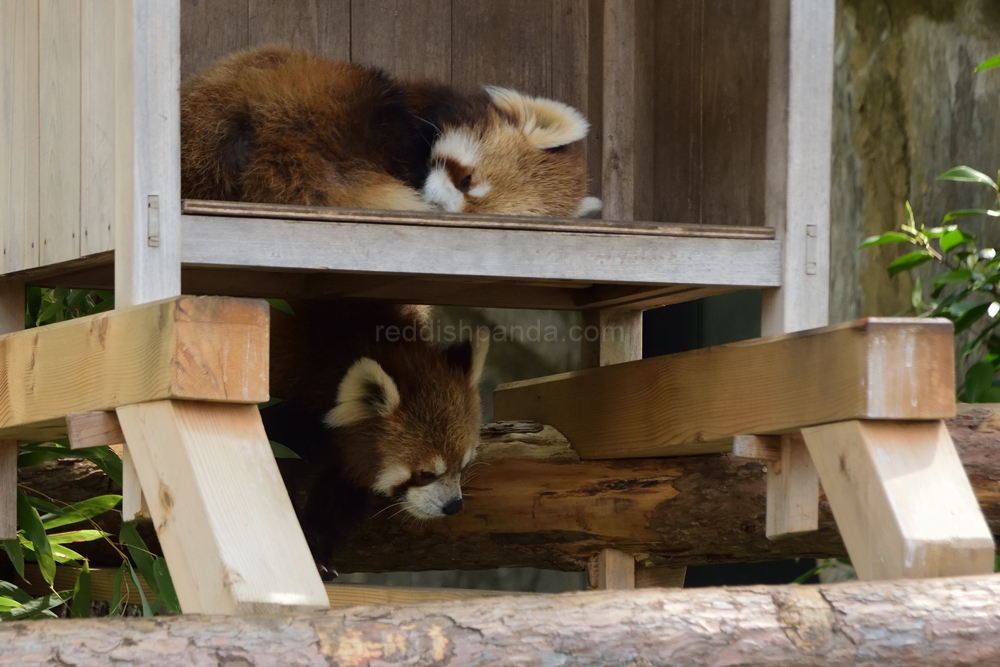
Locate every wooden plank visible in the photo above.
<box><xmin>0</xmin><ymin>283</ymin><xmax>22</xmax><ymax>539</ymax></box>
<box><xmin>581</xmin><ymin>309</ymin><xmax>642</xmax><ymax>368</ymax></box>
<box><xmin>181</xmin><ymin>200</ymin><xmax>777</xmax><ymax>239</ymax></box>
<box><xmin>0</xmin><ymin>296</ymin><xmax>268</xmax><ymax>442</ymax></box>
<box><xmin>732</xmin><ymin>434</ymin><xmax>782</xmax><ymax>461</ymax></box>
<box><xmin>248</xmin><ymin>0</ymin><xmax>351</xmax><ymax>62</ymax></box>
<box><xmin>451</xmin><ymin>0</ymin><xmax>552</xmax><ymax>96</ymax></box>
<box><xmin>81</xmin><ymin>0</ymin><xmax>117</xmax><ymax>256</ymax></box>
<box><xmin>602</xmin><ymin>0</ymin><xmax>655</xmax><ymax>221</ymax></box>
<box><xmin>181</xmin><ymin>214</ymin><xmax>783</xmax><ymax>289</ymax></box>
<box><xmin>801</xmin><ymin>420</ymin><xmax>994</xmax><ymax>580</ymax></box>
<box><xmin>350</xmin><ymin>0</ymin><xmax>450</xmax><ymax>81</ymax></box>
<box><xmin>39</xmin><ymin>0</ymin><xmax>82</xmax><ymax>266</ymax></box>
<box><xmin>760</xmin><ymin>0</ymin><xmax>834</xmax><ymax>335</ymax></box>
<box><xmin>180</xmin><ymin>0</ymin><xmax>248</xmax><ymax>81</ymax></box>
<box><xmin>494</xmin><ymin>318</ymin><xmax>956</xmax><ymax>459</ymax></box>
<box><xmin>634</xmin><ymin>566</ymin><xmax>686</xmax><ymax>589</ymax></box>
<box><xmin>117</xmin><ymin>401</ymin><xmax>328</xmax><ymax>614</ymax></box>
<box><xmin>0</xmin><ymin>0</ymin><xmax>40</xmax><ymax>274</ymax></box>
<box><xmin>700</xmin><ymin>0</ymin><xmax>768</xmax><ymax>227</ymax></box>
<box><xmin>589</xmin><ymin>548</ymin><xmax>635</xmax><ymax>590</ymax></box>
<box><xmin>765</xmin><ymin>433</ymin><xmax>819</xmax><ymax>539</ymax></box>
<box><xmin>66</xmin><ymin>412</ymin><xmax>125</xmax><ymax>450</ymax></box>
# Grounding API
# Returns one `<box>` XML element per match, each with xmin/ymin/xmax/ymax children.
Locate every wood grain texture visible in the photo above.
<box><xmin>732</xmin><ymin>434</ymin><xmax>782</xmax><ymax>461</ymax></box>
<box><xmin>0</xmin><ymin>296</ymin><xmax>269</xmax><ymax>442</ymax></box>
<box><xmin>802</xmin><ymin>420</ymin><xmax>994</xmax><ymax>581</ymax></box>
<box><xmin>0</xmin><ymin>0</ymin><xmax>40</xmax><ymax>274</ymax></box>
<box><xmin>351</xmin><ymin>0</ymin><xmax>450</xmax><ymax>81</ymax></box>
<box><xmin>248</xmin><ymin>0</ymin><xmax>350</xmax><ymax>62</ymax></box>
<box><xmin>581</xmin><ymin>309</ymin><xmax>642</xmax><ymax>368</ymax></box>
<box><xmin>760</xmin><ymin>0</ymin><xmax>834</xmax><ymax>336</ymax></box>
<box><xmin>66</xmin><ymin>412</ymin><xmax>125</xmax><ymax>450</ymax></box>
<box><xmin>7</xmin><ymin>577</ymin><xmax>1000</xmax><ymax>665</ymax></box>
<box><xmin>0</xmin><ymin>283</ymin><xmax>24</xmax><ymax>539</ymax></box>
<box><xmin>180</xmin><ymin>0</ymin><xmax>249</xmax><ymax>81</ymax></box>
<box><xmin>634</xmin><ymin>566</ymin><xmax>686</xmax><ymax>589</ymax></box>
<box><xmin>117</xmin><ymin>401</ymin><xmax>328</xmax><ymax>614</ymax></box>
<box><xmin>765</xmin><ymin>433</ymin><xmax>819</xmax><ymax>539</ymax></box>
<box><xmin>39</xmin><ymin>0</ymin><xmax>82</xmax><ymax>266</ymax></box>
<box><xmin>592</xmin><ymin>548</ymin><xmax>636</xmax><ymax>590</ymax></box>
<box><xmin>494</xmin><ymin>318</ymin><xmax>956</xmax><ymax>459</ymax></box>
<box><xmin>181</xmin><ymin>214</ymin><xmax>782</xmax><ymax>289</ymax></box>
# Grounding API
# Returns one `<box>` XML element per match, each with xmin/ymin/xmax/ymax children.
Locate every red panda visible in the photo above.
<box><xmin>262</xmin><ymin>301</ymin><xmax>488</xmax><ymax>579</ymax></box>
<box><xmin>181</xmin><ymin>46</ymin><xmax>602</xmax><ymax>217</ymax></box>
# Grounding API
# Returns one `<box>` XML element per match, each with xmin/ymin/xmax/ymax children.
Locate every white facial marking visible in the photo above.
<box><xmin>422</xmin><ymin>167</ymin><xmax>464</xmax><ymax>212</ymax></box>
<box><xmin>462</xmin><ymin>448</ymin><xmax>474</xmax><ymax>468</ymax></box>
<box><xmin>433</xmin><ymin>456</ymin><xmax>447</xmax><ymax>475</ymax></box>
<box><xmin>432</xmin><ymin>129</ymin><xmax>481</xmax><ymax>166</ymax></box>
<box><xmin>371</xmin><ymin>463</ymin><xmax>411</xmax><ymax>496</ymax></box>
<box><xmin>467</xmin><ymin>182</ymin><xmax>492</xmax><ymax>198</ymax></box>
<box><xmin>405</xmin><ymin>476</ymin><xmax>462</xmax><ymax>518</ymax></box>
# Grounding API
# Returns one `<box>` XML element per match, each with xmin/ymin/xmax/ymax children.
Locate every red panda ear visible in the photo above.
<box><xmin>324</xmin><ymin>358</ymin><xmax>400</xmax><ymax>428</ymax></box>
<box><xmin>485</xmin><ymin>86</ymin><xmax>589</xmax><ymax>149</ymax></box>
<box><xmin>444</xmin><ymin>336</ymin><xmax>489</xmax><ymax>387</ymax></box>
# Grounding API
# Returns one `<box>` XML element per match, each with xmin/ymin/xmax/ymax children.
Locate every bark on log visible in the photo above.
<box><xmin>16</xmin><ymin>406</ymin><xmax>1000</xmax><ymax>572</ymax></box>
<box><xmin>3</xmin><ymin>575</ymin><xmax>1000</xmax><ymax>666</ymax></box>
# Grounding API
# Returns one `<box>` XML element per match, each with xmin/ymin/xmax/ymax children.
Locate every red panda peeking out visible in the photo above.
<box><xmin>181</xmin><ymin>46</ymin><xmax>602</xmax><ymax>217</ymax></box>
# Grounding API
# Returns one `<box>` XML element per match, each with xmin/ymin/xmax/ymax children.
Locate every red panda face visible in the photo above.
<box><xmin>323</xmin><ymin>336</ymin><xmax>488</xmax><ymax>519</ymax></box>
<box><xmin>422</xmin><ymin>88</ymin><xmax>602</xmax><ymax>218</ymax></box>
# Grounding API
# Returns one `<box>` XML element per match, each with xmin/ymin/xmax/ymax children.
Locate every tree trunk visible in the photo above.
<box><xmin>18</xmin><ymin>405</ymin><xmax>1000</xmax><ymax>572</ymax></box>
<box><xmin>3</xmin><ymin>574</ymin><xmax>1000</xmax><ymax>666</ymax></box>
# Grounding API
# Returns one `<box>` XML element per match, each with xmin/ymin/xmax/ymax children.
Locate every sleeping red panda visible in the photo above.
<box><xmin>181</xmin><ymin>46</ymin><xmax>602</xmax><ymax>217</ymax></box>
<box><xmin>263</xmin><ymin>301</ymin><xmax>488</xmax><ymax>579</ymax></box>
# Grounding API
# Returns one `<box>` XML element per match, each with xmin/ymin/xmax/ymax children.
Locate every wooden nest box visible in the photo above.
<box><xmin>0</xmin><ymin>0</ymin><xmax>994</xmax><ymax>627</ymax></box>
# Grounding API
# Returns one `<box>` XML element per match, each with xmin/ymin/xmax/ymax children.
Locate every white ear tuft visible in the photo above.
<box><xmin>324</xmin><ymin>358</ymin><xmax>400</xmax><ymax>428</ymax></box>
<box><xmin>574</xmin><ymin>196</ymin><xmax>603</xmax><ymax>218</ymax></box>
<box><xmin>485</xmin><ymin>86</ymin><xmax>589</xmax><ymax>149</ymax></box>
<box><xmin>470</xmin><ymin>334</ymin><xmax>489</xmax><ymax>387</ymax></box>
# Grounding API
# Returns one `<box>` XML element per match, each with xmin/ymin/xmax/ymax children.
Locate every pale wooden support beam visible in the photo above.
<box><xmin>0</xmin><ymin>296</ymin><xmax>268</xmax><ymax>442</ymax></box>
<box><xmin>66</xmin><ymin>412</ymin><xmax>125</xmax><ymax>450</ymax></box>
<box><xmin>588</xmin><ymin>548</ymin><xmax>635</xmax><ymax>590</ymax></box>
<box><xmin>495</xmin><ymin>318</ymin><xmax>956</xmax><ymax>459</ymax></box>
<box><xmin>732</xmin><ymin>434</ymin><xmax>781</xmax><ymax>461</ymax></box>
<box><xmin>581</xmin><ymin>308</ymin><xmax>642</xmax><ymax>368</ymax></box>
<box><xmin>634</xmin><ymin>566</ymin><xmax>686</xmax><ymax>589</ymax></box>
<box><xmin>801</xmin><ymin>420</ymin><xmax>994</xmax><ymax>580</ymax></box>
<box><xmin>765</xmin><ymin>433</ymin><xmax>818</xmax><ymax>539</ymax></box>
<box><xmin>0</xmin><ymin>282</ymin><xmax>24</xmax><ymax>540</ymax></box>
<box><xmin>117</xmin><ymin>401</ymin><xmax>328</xmax><ymax>614</ymax></box>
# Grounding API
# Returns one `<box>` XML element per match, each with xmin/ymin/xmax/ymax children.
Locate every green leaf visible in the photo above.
<box><xmin>77</xmin><ymin>446</ymin><xmax>124</xmax><ymax>486</ymax></box>
<box><xmin>982</xmin><ymin>387</ymin><xmax>1000</xmax><ymax>403</ymax></box>
<box><xmin>976</xmin><ymin>53</ymin><xmax>1000</xmax><ymax>73</ymax></box>
<box><xmin>0</xmin><ymin>581</ymin><xmax>33</xmax><ymax>604</ymax></box>
<box><xmin>887</xmin><ymin>251</ymin><xmax>933</xmax><ymax>278</ymax></box>
<box><xmin>126</xmin><ymin>562</ymin><xmax>152</xmax><ymax>617</ymax></box>
<box><xmin>942</xmin><ymin>208</ymin><xmax>1000</xmax><ymax>223</ymax></box>
<box><xmin>933</xmin><ymin>269</ymin><xmax>972</xmax><ymax>287</ymax></box>
<box><xmin>266</xmin><ymin>298</ymin><xmax>295</xmax><ymax>315</ymax></box>
<box><xmin>940</xmin><ymin>229</ymin><xmax>970</xmax><ymax>253</ymax></box>
<box><xmin>964</xmin><ymin>361</ymin><xmax>997</xmax><ymax>402</ymax></box>
<box><xmin>937</xmin><ymin>166</ymin><xmax>998</xmax><ymax>190</ymax></box>
<box><xmin>269</xmin><ymin>440</ymin><xmax>302</xmax><ymax>459</ymax></box>
<box><xmin>71</xmin><ymin>561</ymin><xmax>91</xmax><ymax>618</ymax></box>
<box><xmin>46</xmin><ymin>530</ymin><xmax>109</xmax><ymax>544</ymax></box>
<box><xmin>858</xmin><ymin>232</ymin><xmax>913</xmax><ymax>248</ymax></box>
<box><xmin>954</xmin><ymin>302</ymin><xmax>991</xmax><ymax>335</ymax></box>
<box><xmin>17</xmin><ymin>491</ymin><xmax>55</xmax><ymax>585</ymax></box>
<box><xmin>2</xmin><ymin>540</ymin><xmax>24</xmax><ymax>578</ymax></box>
<box><xmin>0</xmin><ymin>596</ymin><xmax>24</xmax><ymax>612</ymax></box>
<box><xmin>0</xmin><ymin>592</ymin><xmax>66</xmax><ymax>621</ymax></box>
<box><xmin>110</xmin><ymin>562</ymin><xmax>126</xmax><ymax>615</ymax></box>
<box><xmin>152</xmin><ymin>558</ymin><xmax>180</xmax><ymax>613</ymax></box>
<box><xmin>41</xmin><ymin>495</ymin><xmax>121</xmax><ymax>530</ymax></box>
<box><xmin>120</xmin><ymin>523</ymin><xmax>162</xmax><ymax>603</ymax></box>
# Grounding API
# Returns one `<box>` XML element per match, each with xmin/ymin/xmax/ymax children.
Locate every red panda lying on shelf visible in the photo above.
<box><xmin>181</xmin><ymin>46</ymin><xmax>602</xmax><ymax>217</ymax></box>
<box><xmin>180</xmin><ymin>46</ymin><xmax>597</xmax><ymax>578</ymax></box>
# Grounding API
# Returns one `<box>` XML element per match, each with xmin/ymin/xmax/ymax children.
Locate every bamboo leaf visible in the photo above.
<box><xmin>126</xmin><ymin>562</ymin><xmax>152</xmax><ymax>617</ymax></box>
<box><xmin>269</xmin><ymin>440</ymin><xmax>302</xmax><ymax>459</ymax></box>
<box><xmin>976</xmin><ymin>53</ymin><xmax>1000</xmax><ymax>73</ymax></box>
<box><xmin>2</xmin><ymin>540</ymin><xmax>24</xmax><ymax>578</ymax></box>
<box><xmin>17</xmin><ymin>491</ymin><xmax>54</xmax><ymax>585</ymax></box>
<box><xmin>265</xmin><ymin>298</ymin><xmax>295</xmax><ymax>315</ymax></box>
<box><xmin>152</xmin><ymin>558</ymin><xmax>181</xmax><ymax>613</ymax></box>
<box><xmin>937</xmin><ymin>166</ymin><xmax>998</xmax><ymax>190</ymax></box>
<box><xmin>110</xmin><ymin>562</ymin><xmax>126</xmax><ymax>616</ymax></box>
<box><xmin>0</xmin><ymin>592</ymin><xmax>66</xmax><ymax>621</ymax></box>
<box><xmin>41</xmin><ymin>495</ymin><xmax>121</xmax><ymax>530</ymax></box>
<box><xmin>46</xmin><ymin>530</ymin><xmax>109</xmax><ymax>544</ymax></box>
<box><xmin>120</xmin><ymin>522</ymin><xmax>162</xmax><ymax>602</ymax></box>
<box><xmin>887</xmin><ymin>251</ymin><xmax>932</xmax><ymax>278</ymax></box>
<box><xmin>71</xmin><ymin>561</ymin><xmax>91</xmax><ymax>618</ymax></box>
<box><xmin>964</xmin><ymin>361</ymin><xmax>997</xmax><ymax>402</ymax></box>
<box><xmin>0</xmin><ymin>597</ymin><xmax>24</xmax><ymax>612</ymax></box>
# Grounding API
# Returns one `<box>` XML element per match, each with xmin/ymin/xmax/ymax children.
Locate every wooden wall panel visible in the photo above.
<box><xmin>81</xmin><ymin>0</ymin><xmax>117</xmax><ymax>255</ymax></box>
<box><xmin>39</xmin><ymin>0</ymin><xmax>81</xmax><ymax>265</ymax></box>
<box><xmin>248</xmin><ymin>0</ymin><xmax>350</xmax><ymax>62</ymax></box>
<box><xmin>451</xmin><ymin>0</ymin><xmax>553</xmax><ymax>97</ymax></box>
<box><xmin>180</xmin><ymin>0</ymin><xmax>249</xmax><ymax>81</ymax></box>
<box><xmin>351</xmin><ymin>0</ymin><xmax>451</xmax><ymax>82</ymax></box>
<box><xmin>0</xmin><ymin>0</ymin><xmax>40</xmax><ymax>273</ymax></box>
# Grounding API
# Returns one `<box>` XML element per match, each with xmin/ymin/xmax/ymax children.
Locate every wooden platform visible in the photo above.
<box><xmin>7</xmin><ymin>201</ymin><xmax>782</xmax><ymax>311</ymax></box>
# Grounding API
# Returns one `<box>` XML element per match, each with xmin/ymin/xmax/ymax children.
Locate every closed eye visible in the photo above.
<box><xmin>459</xmin><ymin>175</ymin><xmax>472</xmax><ymax>193</ymax></box>
<box><xmin>415</xmin><ymin>471</ymin><xmax>438</xmax><ymax>485</ymax></box>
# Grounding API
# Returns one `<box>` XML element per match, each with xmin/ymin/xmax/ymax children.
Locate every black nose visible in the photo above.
<box><xmin>442</xmin><ymin>497</ymin><xmax>463</xmax><ymax>515</ymax></box>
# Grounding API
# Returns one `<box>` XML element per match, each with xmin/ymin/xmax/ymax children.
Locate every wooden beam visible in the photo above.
<box><xmin>180</xmin><ymin>215</ymin><xmax>783</xmax><ymax>290</ymax></box>
<box><xmin>801</xmin><ymin>420</ymin><xmax>994</xmax><ymax>580</ymax></box>
<box><xmin>634</xmin><ymin>566</ymin><xmax>686</xmax><ymax>589</ymax></box>
<box><xmin>732</xmin><ymin>434</ymin><xmax>782</xmax><ymax>461</ymax></box>
<box><xmin>0</xmin><ymin>295</ymin><xmax>268</xmax><ymax>442</ymax></box>
<box><xmin>66</xmin><ymin>412</ymin><xmax>125</xmax><ymax>450</ymax></box>
<box><xmin>117</xmin><ymin>400</ymin><xmax>328</xmax><ymax>614</ymax></box>
<box><xmin>0</xmin><ymin>282</ymin><xmax>23</xmax><ymax>539</ymax></box>
<box><xmin>494</xmin><ymin>318</ymin><xmax>956</xmax><ymax>459</ymax></box>
<box><xmin>765</xmin><ymin>433</ymin><xmax>818</xmax><ymax>539</ymax></box>
<box><xmin>8</xmin><ymin>576</ymin><xmax>1000</xmax><ymax>665</ymax></box>
<box><xmin>588</xmin><ymin>548</ymin><xmax>635</xmax><ymax>590</ymax></box>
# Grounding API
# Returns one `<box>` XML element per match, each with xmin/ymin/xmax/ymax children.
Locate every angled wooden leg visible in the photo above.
<box><xmin>765</xmin><ymin>433</ymin><xmax>818</xmax><ymax>539</ymax></box>
<box><xmin>802</xmin><ymin>420</ymin><xmax>994</xmax><ymax>580</ymax></box>
<box><xmin>117</xmin><ymin>400</ymin><xmax>328</xmax><ymax>614</ymax></box>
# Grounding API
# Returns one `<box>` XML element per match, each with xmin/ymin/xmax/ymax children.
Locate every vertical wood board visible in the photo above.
<box><xmin>248</xmin><ymin>0</ymin><xmax>350</xmax><ymax>62</ymax></box>
<box><xmin>39</xmin><ymin>0</ymin><xmax>82</xmax><ymax>266</ymax></box>
<box><xmin>180</xmin><ymin>0</ymin><xmax>250</xmax><ymax>82</ymax></box>
<box><xmin>0</xmin><ymin>0</ymin><xmax>41</xmax><ymax>274</ymax></box>
<box><xmin>0</xmin><ymin>283</ymin><xmax>24</xmax><ymax>540</ymax></box>
<box><xmin>350</xmin><ymin>0</ymin><xmax>451</xmax><ymax>82</ymax></box>
<box><xmin>765</xmin><ymin>433</ymin><xmax>818</xmax><ymax>539</ymax></box>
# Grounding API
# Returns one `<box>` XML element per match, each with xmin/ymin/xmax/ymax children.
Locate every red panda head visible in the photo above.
<box><xmin>422</xmin><ymin>87</ymin><xmax>602</xmax><ymax>219</ymax></box>
<box><xmin>322</xmin><ymin>335</ymin><xmax>488</xmax><ymax>519</ymax></box>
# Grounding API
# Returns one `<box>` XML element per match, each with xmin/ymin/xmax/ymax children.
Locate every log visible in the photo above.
<box><xmin>3</xmin><ymin>575</ymin><xmax>1000</xmax><ymax>666</ymax></box>
<box><xmin>17</xmin><ymin>406</ymin><xmax>1000</xmax><ymax>572</ymax></box>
